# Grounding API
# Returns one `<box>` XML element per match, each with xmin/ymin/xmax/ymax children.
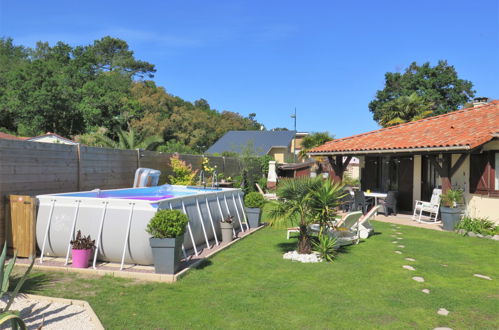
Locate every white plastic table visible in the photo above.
<box><xmin>350</xmin><ymin>191</ymin><xmax>387</xmax><ymax>215</ymax></box>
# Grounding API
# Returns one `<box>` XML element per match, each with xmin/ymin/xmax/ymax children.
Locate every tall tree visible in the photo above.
<box><xmin>378</xmin><ymin>93</ymin><xmax>434</xmax><ymax>127</ymax></box>
<box><xmin>299</xmin><ymin>132</ymin><xmax>334</xmax><ymax>159</ymax></box>
<box><xmin>369</xmin><ymin>60</ymin><xmax>475</xmax><ymax>125</ymax></box>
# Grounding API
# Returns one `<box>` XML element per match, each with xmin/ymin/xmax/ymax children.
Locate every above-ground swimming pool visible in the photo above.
<box><xmin>36</xmin><ymin>185</ymin><xmax>248</xmax><ymax>267</ymax></box>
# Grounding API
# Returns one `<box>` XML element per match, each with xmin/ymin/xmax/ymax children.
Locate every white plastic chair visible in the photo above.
<box><xmin>412</xmin><ymin>188</ymin><xmax>442</xmax><ymax>223</ymax></box>
<box><xmin>255</xmin><ymin>183</ymin><xmax>277</xmax><ymax>200</ymax></box>
<box><xmin>352</xmin><ymin>205</ymin><xmax>381</xmax><ymax>239</ymax></box>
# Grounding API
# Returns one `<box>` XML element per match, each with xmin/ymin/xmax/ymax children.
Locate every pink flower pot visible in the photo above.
<box><xmin>72</xmin><ymin>249</ymin><xmax>92</xmax><ymax>268</ymax></box>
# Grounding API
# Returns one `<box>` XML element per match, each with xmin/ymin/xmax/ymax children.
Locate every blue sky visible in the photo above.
<box><xmin>1</xmin><ymin>0</ymin><xmax>498</xmax><ymax>138</ymax></box>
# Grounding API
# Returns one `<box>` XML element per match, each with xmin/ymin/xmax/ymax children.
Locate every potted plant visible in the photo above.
<box><xmin>146</xmin><ymin>209</ymin><xmax>189</xmax><ymax>274</ymax></box>
<box><xmin>220</xmin><ymin>215</ymin><xmax>234</xmax><ymax>243</ymax></box>
<box><xmin>440</xmin><ymin>189</ymin><xmax>464</xmax><ymax>231</ymax></box>
<box><xmin>244</xmin><ymin>192</ymin><xmax>265</xmax><ymax>228</ymax></box>
<box><xmin>70</xmin><ymin>230</ymin><xmax>95</xmax><ymax>268</ymax></box>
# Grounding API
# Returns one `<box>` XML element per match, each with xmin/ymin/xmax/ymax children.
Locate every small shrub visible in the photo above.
<box><xmin>168</xmin><ymin>154</ymin><xmax>198</xmax><ymax>185</ymax></box>
<box><xmin>258</xmin><ymin>177</ymin><xmax>268</xmax><ymax>190</ymax></box>
<box><xmin>311</xmin><ymin>234</ymin><xmax>337</xmax><ymax>262</ymax></box>
<box><xmin>456</xmin><ymin>217</ymin><xmax>499</xmax><ymax>236</ymax></box>
<box><xmin>146</xmin><ymin>210</ymin><xmax>189</xmax><ymax>238</ymax></box>
<box><xmin>244</xmin><ymin>192</ymin><xmax>265</xmax><ymax>208</ymax></box>
<box><xmin>70</xmin><ymin>230</ymin><xmax>95</xmax><ymax>250</ymax></box>
<box><xmin>441</xmin><ymin>189</ymin><xmax>464</xmax><ymax>208</ymax></box>
<box><xmin>221</xmin><ymin>215</ymin><xmax>234</xmax><ymax>224</ymax></box>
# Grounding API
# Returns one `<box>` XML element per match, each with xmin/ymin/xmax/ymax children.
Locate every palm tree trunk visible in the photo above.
<box><xmin>297</xmin><ymin>224</ymin><xmax>311</xmax><ymax>254</ymax></box>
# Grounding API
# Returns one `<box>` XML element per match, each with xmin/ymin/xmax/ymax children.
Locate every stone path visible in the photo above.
<box><xmin>388</xmin><ymin>224</ymin><xmax>493</xmax><ymax>328</ymax></box>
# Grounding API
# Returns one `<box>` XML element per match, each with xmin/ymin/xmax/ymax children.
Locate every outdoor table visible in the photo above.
<box><xmin>350</xmin><ymin>191</ymin><xmax>387</xmax><ymax>215</ymax></box>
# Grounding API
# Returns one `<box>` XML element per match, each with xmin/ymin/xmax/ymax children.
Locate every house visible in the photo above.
<box><xmin>206</xmin><ymin>130</ymin><xmax>308</xmax><ymax>163</ymax></box>
<box><xmin>27</xmin><ymin>132</ymin><xmax>78</xmax><ymax>145</ymax></box>
<box><xmin>309</xmin><ymin>100</ymin><xmax>499</xmax><ymax>222</ymax></box>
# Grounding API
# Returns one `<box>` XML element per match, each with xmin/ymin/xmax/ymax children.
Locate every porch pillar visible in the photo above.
<box><xmin>440</xmin><ymin>154</ymin><xmax>452</xmax><ymax>193</ymax></box>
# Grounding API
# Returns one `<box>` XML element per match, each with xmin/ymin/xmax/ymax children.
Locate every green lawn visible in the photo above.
<box><xmin>19</xmin><ymin>220</ymin><xmax>498</xmax><ymax>329</ymax></box>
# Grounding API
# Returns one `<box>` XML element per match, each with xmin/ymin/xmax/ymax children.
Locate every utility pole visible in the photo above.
<box><xmin>291</xmin><ymin>108</ymin><xmax>297</xmax><ymax>163</ymax></box>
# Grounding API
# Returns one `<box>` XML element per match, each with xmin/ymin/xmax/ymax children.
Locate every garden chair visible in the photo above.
<box><xmin>340</xmin><ymin>193</ymin><xmax>354</xmax><ymax>212</ymax></box>
<box><xmin>412</xmin><ymin>188</ymin><xmax>442</xmax><ymax>223</ymax></box>
<box><xmin>379</xmin><ymin>191</ymin><xmax>398</xmax><ymax>216</ymax></box>
<box><xmin>309</xmin><ymin>211</ymin><xmax>363</xmax><ymax>246</ymax></box>
<box><xmin>352</xmin><ymin>205</ymin><xmax>381</xmax><ymax>239</ymax></box>
<box><xmin>352</xmin><ymin>191</ymin><xmax>371</xmax><ymax>214</ymax></box>
<box><xmin>255</xmin><ymin>183</ymin><xmax>277</xmax><ymax>200</ymax></box>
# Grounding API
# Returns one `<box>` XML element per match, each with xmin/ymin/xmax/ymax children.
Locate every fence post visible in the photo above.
<box><xmin>76</xmin><ymin>144</ymin><xmax>81</xmax><ymax>191</ymax></box>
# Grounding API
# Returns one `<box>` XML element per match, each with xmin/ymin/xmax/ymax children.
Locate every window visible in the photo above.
<box><xmin>470</xmin><ymin>151</ymin><xmax>498</xmax><ymax>196</ymax></box>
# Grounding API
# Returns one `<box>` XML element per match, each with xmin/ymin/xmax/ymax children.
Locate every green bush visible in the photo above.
<box><xmin>244</xmin><ymin>192</ymin><xmax>265</xmax><ymax>208</ymax></box>
<box><xmin>456</xmin><ymin>217</ymin><xmax>499</xmax><ymax>236</ymax></box>
<box><xmin>146</xmin><ymin>210</ymin><xmax>189</xmax><ymax>238</ymax></box>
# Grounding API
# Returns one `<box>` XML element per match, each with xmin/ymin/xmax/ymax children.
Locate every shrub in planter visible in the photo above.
<box><xmin>440</xmin><ymin>189</ymin><xmax>464</xmax><ymax>231</ymax></box>
<box><xmin>146</xmin><ymin>209</ymin><xmax>189</xmax><ymax>274</ymax></box>
<box><xmin>220</xmin><ymin>215</ymin><xmax>234</xmax><ymax>243</ymax></box>
<box><xmin>244</xmin><ymin>192</ymin><xmax>265</xmax><ymax>228</ymax></box>
<box><xmin>70</xmin><ymin>230</ymin><xmax>95</xmax><ymax>268</ymax></box>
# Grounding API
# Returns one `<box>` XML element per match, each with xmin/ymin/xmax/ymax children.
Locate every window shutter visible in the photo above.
<box><xmin>469</xmin><ymin>152</ymin><xmax>492</xmax><ymax>194</ymax></box>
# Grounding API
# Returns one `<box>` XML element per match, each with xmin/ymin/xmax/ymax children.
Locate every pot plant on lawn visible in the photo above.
<box><xmin>244</xmin><ymin>192</ymin><xmax>265</xmax><ymax>228</ymax></box>
<box><xmin>70</xmin><ymin>230</ymin><xmax>95</xmax><ymax>268</ymax></box>
<box><xmin>440</xmin><ymin>189</ymin><xmax>464</xmax><ymax>231</ymax></box>
<box><xmin>146</xmin><ymin>209</ymin><xmax>189</xmax><ymax>274</ymax></box>
<box><xmin>220</xmin><ymin>215</ymin><xmax>234</xmax><ymax>243</ymax></box>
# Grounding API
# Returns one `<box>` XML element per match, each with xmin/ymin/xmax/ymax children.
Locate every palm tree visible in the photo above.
<box><xmin>83</xmin><ymin>127</ymin><xmax>163</xmax><ymax>150</ymax></box>
<box><xmin>379</xmin><ymin>93</ymin><xmax>434</xmax><ymax>127</ymax></box>
<box><xmin>267</xmin><ymin>177</ymin><xmax>323</xmax><ymax>254</ymax></box>
<box><xmin>308</xmin><ymin>179</ymin><xmax>346</xmax><ymax>230</ymax></box>
<box><xmin>298</xmin><ymin>132</ymin><xmax>333</xmax><ymax>160</ymax></box>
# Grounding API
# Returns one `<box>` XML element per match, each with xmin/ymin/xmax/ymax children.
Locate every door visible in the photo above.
<box><xmin>397</xmin><ymin>157</ymin><xmax>413</xmax><ymax>211</ymax></box>
<box><xmin>9</xmin><ymin>195</ymin><xmax>37</xmax><ymax>258</ymax></box>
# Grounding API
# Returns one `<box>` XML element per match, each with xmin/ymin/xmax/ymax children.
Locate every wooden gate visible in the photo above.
<box><xmin>9</xmin><ymin>195</ymin><xmax>36</xmax><ymax>257</ymax></box>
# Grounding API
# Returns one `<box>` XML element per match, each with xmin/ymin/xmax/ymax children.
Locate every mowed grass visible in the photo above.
<box><xmin>19</xmin><ymin>220</ymin><xmax>498</xmax><ymax>329</ymax></box>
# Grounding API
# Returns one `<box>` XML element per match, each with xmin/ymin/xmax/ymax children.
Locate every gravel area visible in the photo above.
<box><xmin>0</xmin><ymin>296</ymin><xmax>98</xmax><ymax>330</ymax></box>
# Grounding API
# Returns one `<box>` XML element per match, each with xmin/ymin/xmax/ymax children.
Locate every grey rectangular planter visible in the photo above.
<box><xmin>149</xmin><ymin>235</ymin><xmax>184</xmax><ymax>274</ymax></box>
<box><xmin>245</xmin><ymin>207</ymin><xmax>261</xmax><ymax>228</ymax></box>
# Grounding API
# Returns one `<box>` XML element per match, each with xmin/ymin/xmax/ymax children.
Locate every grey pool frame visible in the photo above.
<box><xmin>36</xmin><ymin>186</ymin><xmax>249</xmax><ymax>268</ymax></box>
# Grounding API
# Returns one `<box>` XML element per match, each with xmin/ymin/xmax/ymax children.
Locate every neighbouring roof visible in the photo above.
<box><xmin>310</xmin><ymin>101</ymin><xmax>499</xmax><ymax>155</ymax></box>
<box><xmin>27</xmin><ymin>132</ymin><xmax>78</xmax><ymax>145</ymax></box>
<box><xmin>279</xmin><ymin>160</ymin><xmax>316</xmax><ymax>170</ymax></box>
<box><xmin>206</xmin><ymin>130</ymin><xmax>297</xmax><ymax>155</ymax></box>
<box><xmin>0</xmin><ymin>132</ymin><xmax>29</xmax><ymax>141</ymax></box>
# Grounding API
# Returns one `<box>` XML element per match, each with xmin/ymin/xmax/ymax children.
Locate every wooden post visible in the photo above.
<box><xmin>327</xmin><ymin>155</ymin><xmax>350</xmax><ymax>183</ymax></box>
<box><xmin>440</xmin><ymin>154</ymin><xmax>452</xmax><ymax>193</ymax></box>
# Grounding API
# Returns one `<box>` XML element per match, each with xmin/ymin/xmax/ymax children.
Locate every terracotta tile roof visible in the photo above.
<box><xmin>0</xmin><ymin>132</ymin><xmax>30</xmax><ymax>141</ymax></box>
<box><xmin>310</xmin><ymin>100</ymin><xmax>499</xmax><ymax>154</ymax></box>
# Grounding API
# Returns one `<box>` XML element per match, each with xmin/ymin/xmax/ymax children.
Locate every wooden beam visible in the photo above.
<box><xmin>326</xmin><ymin>156</ymin><xmax>343</xmax><ymax>183</ymax></box>
<box><xmin>440</xmin><ymin>154</ymin><xmax>452</xmax><ymax>193</ymax></box>
<box><xmin>450</xmin><ymin>154</ymin><xmax>467</xmax><ymax>177</ymax></box>
<box><xmin>343</xmin><ymin>156</ymin><xmax>352</xmax><ymax>169</ymax></box>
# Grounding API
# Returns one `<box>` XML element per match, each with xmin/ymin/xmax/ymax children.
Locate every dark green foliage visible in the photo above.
<box><xmin>0</xmin><ymin>37</ymin><xmax>263</xmax><ymax>151</ymax></box>
<box><xmin>146</xmin><ymin>210</ymin><xmax>189</xmax><ymax>238</ymax></box>
<box><xmin>311</xmin><ymin>233</ymin><xmax>337</xmax><ymax>262</ymax></box>
<box><xmin>244</xmin><ymin>192</ymin><xmax>265</xmax><ymax>208</ymax></box>
<box><xmin>299</xmin><ymin>132</ymin><xmax>333</xmax><ymax>159</ymax></box>
<box><xmin>369</xmin><ymin>60</ymin><xmax>475</xmax><ymax>125</ymax></box>
<box><xmin>456</xmin><ymin>217</ymin><xmax>499</xmax><ymax>236</ymax></box>
<box><xmin>70</xmin><ymin>230</ymin><xmax>95</xmax><ymax>250</ymax></box>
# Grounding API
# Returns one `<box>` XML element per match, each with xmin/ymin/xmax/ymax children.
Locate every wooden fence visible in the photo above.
<box><xmin>0</xmin><ymin>139</ymin><xmax>244</xmax><ymax>247</ymax></box>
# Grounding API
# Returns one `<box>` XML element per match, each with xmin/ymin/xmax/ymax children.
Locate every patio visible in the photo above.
<box><xmin>374</xmin><ymin>213</ymin><xmax>445</xmax><ymax>231</ymax></box>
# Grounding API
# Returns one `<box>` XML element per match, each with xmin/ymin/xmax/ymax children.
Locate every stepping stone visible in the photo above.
<box><xmin>394</xmin><ymin>251</ymin><xmax>402</xmax><ymax>254</ymax></box>
<box><xmin>422</xmin><ymin>289</ymin><xmax>430</xmax><ymax>294</ymax></box>
<box><xmin>390</xmin><ymin>234</ymin><xmax>396</xmax><ymax>237</ymax></box>
<box><xmin>437</xmin><ymin>308</ymin><xmax>449</xmax><ymax>316</ymax></box>
<box><xmin>398</xmin><ymin>245</ymin><xmax>405</xmax><ymax>248</ymax></box>
<box><xmin>474</xmin><ymin>274</ymin><xmax>492</xmax><ymax>280</ymax></box>
<box><xmin>396</xmin><ymin>232</ymin><xmax>403</xmax><ymax>235</ymax></box>
<box><xmin>405</xmin><ymin>257</ymin><xmax>416</xmax><ymax>261</ymax></box>
<box><xmin>397</xmin><ymin>237</ymin><xmax>403</xmax><ymax>240</ymax></box>
<box><xmin>441</xmin><ymin>264</ymin><xmax>448</xmax><ymax>267</ymax></box>
<box><xmin>402</xmin><ymin>265</ymin><xmax>415</xmax><ymax>271</ymax></box>
<box><xmin>434</xmin><ymin>328</ymin><xmax>452</xmax><ymax>330</ymax></box>
<box><xmin>412</xmin><ymin>276</ymin><xmax>425</xmax><ymax>282</ymax></box>
<box><xmin>390</xmin><ymin>224</ymin><xmax>396</xmax><ymax>227</ymax></box>
<box><xmin>392</xmin><ymin>241</ymin><xmax>398</xmax><ymax>244</ymax></box>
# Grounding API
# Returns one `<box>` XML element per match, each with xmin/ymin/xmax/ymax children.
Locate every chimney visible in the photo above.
<box><xmin>472</xmin><ymin>97</ymin><xmax>489</xmax><ymax>107</ymax></box>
